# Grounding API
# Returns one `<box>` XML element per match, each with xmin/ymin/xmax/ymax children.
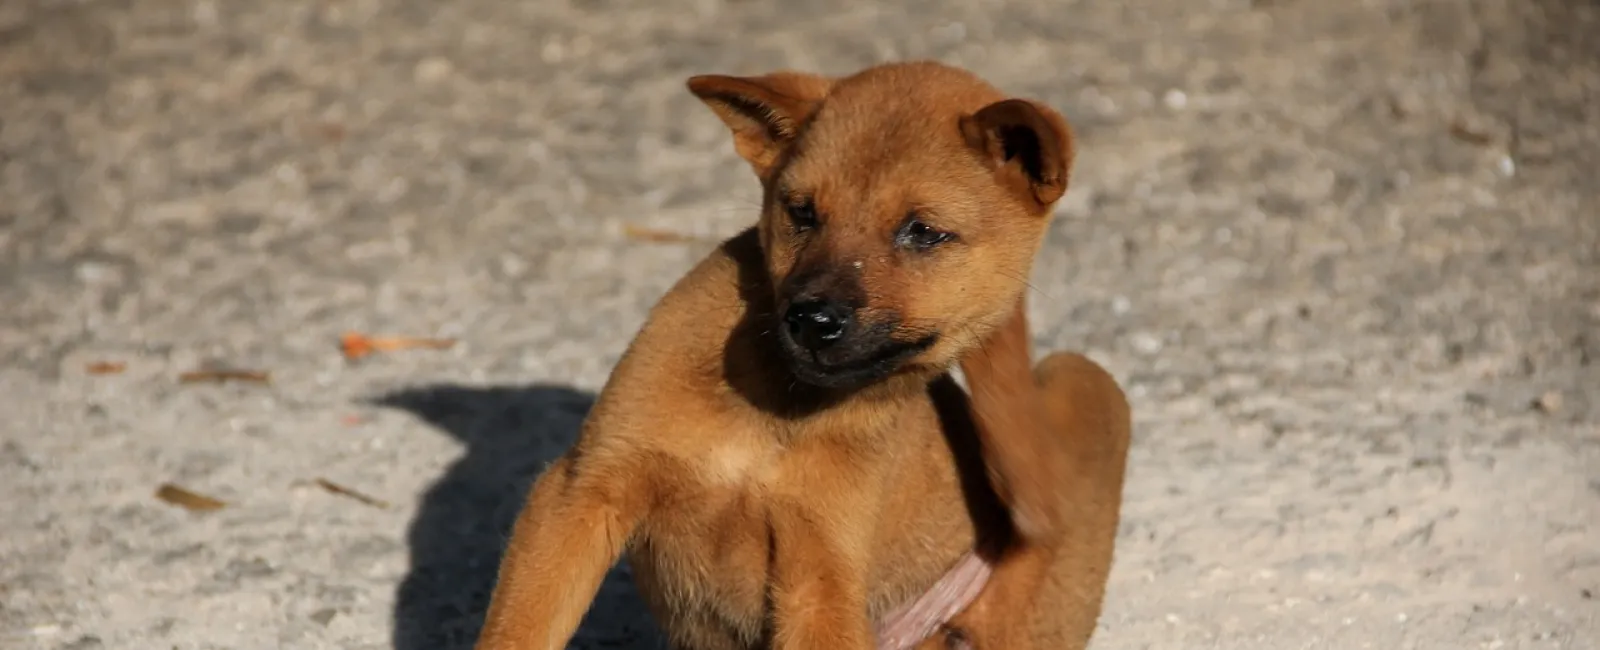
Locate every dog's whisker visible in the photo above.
<box><xmin>997</xmin><ymin>269</ymin><xmax>1051</xmax><ymax>301</ymax></box>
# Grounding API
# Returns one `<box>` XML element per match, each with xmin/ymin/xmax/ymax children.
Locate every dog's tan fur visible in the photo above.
<box><xmin>472</xmin><ymin>61</ymin><xmax>1130</xmax><ymax>650</ymax></box>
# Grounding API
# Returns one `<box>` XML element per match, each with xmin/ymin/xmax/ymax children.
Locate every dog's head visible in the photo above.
<box><xmin>688</xmin><ymin>62</ymin><xmax>1073</xmax><ymax>390</ymax></box>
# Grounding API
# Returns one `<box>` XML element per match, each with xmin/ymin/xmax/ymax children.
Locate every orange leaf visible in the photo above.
<box><xmin>340</xmin><ymin>332</ymin><xmax>456</xmax><ymax>361</ymax></box>
<box><xmin>623</xmin><ymin>223</ymin><xmax>700</xmax><ymax>243</ymax></box>
<box><xmin>86</xmin><ymin>361</ymin><xmax>126</xmax><ymax>375</ymax></box>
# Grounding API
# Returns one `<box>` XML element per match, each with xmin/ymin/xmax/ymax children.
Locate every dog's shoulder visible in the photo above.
<box><xmin>635</xmin><ymin>226</ymin><xmax>763</xmax><ymax>351</ymax></box>
<box><xmin>595</xmin><ymin>226</ymin><xmax>767</xmax><ymax>406</ymax></box>
<box><xmin>567</xmin><ymin>226</ymin><xmax>781</xmax><ymax>468</ymax></box>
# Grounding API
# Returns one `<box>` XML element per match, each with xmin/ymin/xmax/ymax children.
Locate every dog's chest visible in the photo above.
<box><xmin>626</xmin><ymin>440</ymin><xmax>795</xmax><ymax>643</ymax></box>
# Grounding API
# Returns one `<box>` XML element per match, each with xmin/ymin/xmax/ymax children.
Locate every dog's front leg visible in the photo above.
<box><xmin>474</xmin><ymin>452</ymin><xmax>648</xmax><ymax>650</ymax></box>
<box><xmin>949</xmin><ymin>296</ymin><xmax>1130</xmax><ymax>649</ymax></box>
<box><xmin>958</xmin><ymin>297</ymin><xmax>1067</xmax><ymax>544</ymax></box>
<box><xmin>767</xmin><ymin>444</ymin><xmax>881</xmax><ymax>650</ymax></box>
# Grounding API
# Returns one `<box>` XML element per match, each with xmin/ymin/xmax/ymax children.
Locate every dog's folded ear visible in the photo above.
<box><xmin>686</xmin><ymin>72</ymin><xmax>834</xmax><ymax>178</ymax></box>
<box><xmin>959</xmin><ymin>99</ymin><xmax>1075</xmax><ymax>208</ymax></box>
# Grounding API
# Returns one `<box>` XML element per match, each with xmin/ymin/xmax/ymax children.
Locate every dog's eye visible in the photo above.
<box><xmin>897</xmin><ymin>216</ymin><xmax>954</xmax><ymax>250</ymax></box>
<box><xmin>787</xmin><ymin>200</ymin><xmax>819</xmax><ymax>232</ymax></box>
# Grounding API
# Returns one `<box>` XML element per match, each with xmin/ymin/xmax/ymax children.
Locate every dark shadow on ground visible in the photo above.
<box><xmin>375</xmin><ymin>384</ymin><xmax>664</xmax><ymax>650</ymax></box>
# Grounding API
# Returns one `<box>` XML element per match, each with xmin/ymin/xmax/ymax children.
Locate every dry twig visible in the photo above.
<box><xmin>178</xmin><ymin>369</ymin><xmax>271</xmax><ymax>384</ymax></box>
<box><xmin>85</xmin><ymin>361</ymin><xmax>127</xmax><ymax>375</ymax></box>
<box><xmin>312</xmin><ymin>478</ymin><xmax>391</xmax><ymax>509</ymax></box>
<box><xmin>155</xmin><ymin>483</ymin><xmax>227</xmax><ymax>512</ymax></box>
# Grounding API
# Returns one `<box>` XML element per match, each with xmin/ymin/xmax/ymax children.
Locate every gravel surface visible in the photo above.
<box><xmin>2</xmin><ymin>0</ymin><xmax>1597</xmax><ymax>649</ymax></box>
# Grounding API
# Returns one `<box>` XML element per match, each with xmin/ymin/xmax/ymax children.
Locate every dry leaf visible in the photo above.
<box><xmin>313</xmin><ymin>478</ymin><xmax>390</xmax><ymax>509</ymax></box>
<box><xmin>339</xmin><ymin>332</ymin><xmax>456</xmax><ymax>361</ymax></box>
<box><xmin>622</xmin><ymin>223</ymin><xmax>701</xmax><ymax>243</ymax></box>
<box><xmin>1448</xmin><ymin>121</ymin><xmax>1493</xmax><ymax>146</ymax></box>
<box><xmin>1386</xmin><ymin>95</ymin><xmax>1409</xmax><ymax>120</ymax></box>
<box><xmin>300</xmin><ymin>120</ymin><xmax>347</xmax><ymax>143</ymax></box>
<box><xmin>86</xmin><ymin>361</ymin><xmax>127</xmax><ymax>375</ymax></box>
<box><xmin>309</xmin><ymin>608</ymin><xmax>339</xmax><ymax>626</ymax></box>
<box><xmin>155</xmin><ymin>483</ymin><xmax>227</xmax><ymax>512</ymax></box>
<box><xmin>178</xmin><ymin>369</ymin><xmax>271</xmax><ymax>384</ymax></box>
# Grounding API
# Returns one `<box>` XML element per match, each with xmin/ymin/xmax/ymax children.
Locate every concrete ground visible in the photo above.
<box><xmin>2</xmin><ymin>0</ymin><xmax>1597</xmax><ymax>648</ymax></box>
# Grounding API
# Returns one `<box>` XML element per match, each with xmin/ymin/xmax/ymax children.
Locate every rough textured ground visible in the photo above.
<box><xmin>3</xmin><ymin>0</ymin><xmax>1598</xmax><ymax>648</ymax></box>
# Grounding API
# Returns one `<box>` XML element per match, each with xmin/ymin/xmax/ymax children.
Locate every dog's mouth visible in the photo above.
<box><xmin>779</xmin><ymin>332</ymin><xmax>939</xmax><ymax>390</ymax></box>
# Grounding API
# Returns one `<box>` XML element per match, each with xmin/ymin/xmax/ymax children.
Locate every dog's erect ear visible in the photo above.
<box><xmin>686</xmin><ymin>72</ymin><xmax>834</xmax><ymax>177</ymax></box>
<box><xmin>960</xmin><ymin>99</ymin><xmax>1075</xmax><ymax>207</ymax></box>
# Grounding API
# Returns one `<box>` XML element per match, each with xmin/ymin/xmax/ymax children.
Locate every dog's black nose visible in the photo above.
<box><xmin>784</xmin><ymin>300</ymin><xmax>851</xmax><ymax>350</ymax></box>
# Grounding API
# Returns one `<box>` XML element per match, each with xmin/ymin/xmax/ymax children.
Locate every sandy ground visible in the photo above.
<box><xmin>2</xmin><ymin>0</ymin><xmax>1598</xmax><ymax>648</ymax></box>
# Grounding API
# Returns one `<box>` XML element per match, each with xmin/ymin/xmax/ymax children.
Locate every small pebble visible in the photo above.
<box><xmin>541</xmin><ymin>41</ymin><xmax>566</xmax><ymax>63</ymax></box>
<box><xmin>192</xmin><ymin>0</ymin><xmax>219</xmax><ymax>28</ymax></box>
<box><xmin>75</xmin><ymin>262</ymin><xmax>115</xmax><ymax>284</ymax></box>
<box><xmin>414</xmin><ymin>57</ymin><xmax>454</xmax><ymax>84</ymax></box>
<box><xmin>1163</xmin><ymin>89</ymin><xmax>1188</xmax><ymax>110</ymax></box>
<box><xmin>310</xmin><ymin>608</ymin><xmax>338</xmax><ymax>626</ymax></box>
<box><xmin>1130</xmin><ymin>332</ymin><xmax>1164</xmax><ymax>355</ymax></box>
<box><xmin>28</xmin><ymin>624</ymin><xmax>63</xmax><ymax>637</ymax></box>
<box><xmin>1534</xmin><ymin>391</ymin><xmax>1563</xmax><ymax>413</ymax></box>
<box><xmin>933</xmin><ymin>21</ymin><xmax>967</xmax><ymax>42</ymax></box>
<box><xmin>1497</xmin><ymin>156</ymin><xmax>1516</xmax><ymax>177</ymax></box>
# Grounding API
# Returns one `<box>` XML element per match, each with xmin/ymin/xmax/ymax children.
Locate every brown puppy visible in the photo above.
<box><xmin>472</xmin><ymin>61</ymin><xmax>1131</xmax><ymax>650</ymax></box>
